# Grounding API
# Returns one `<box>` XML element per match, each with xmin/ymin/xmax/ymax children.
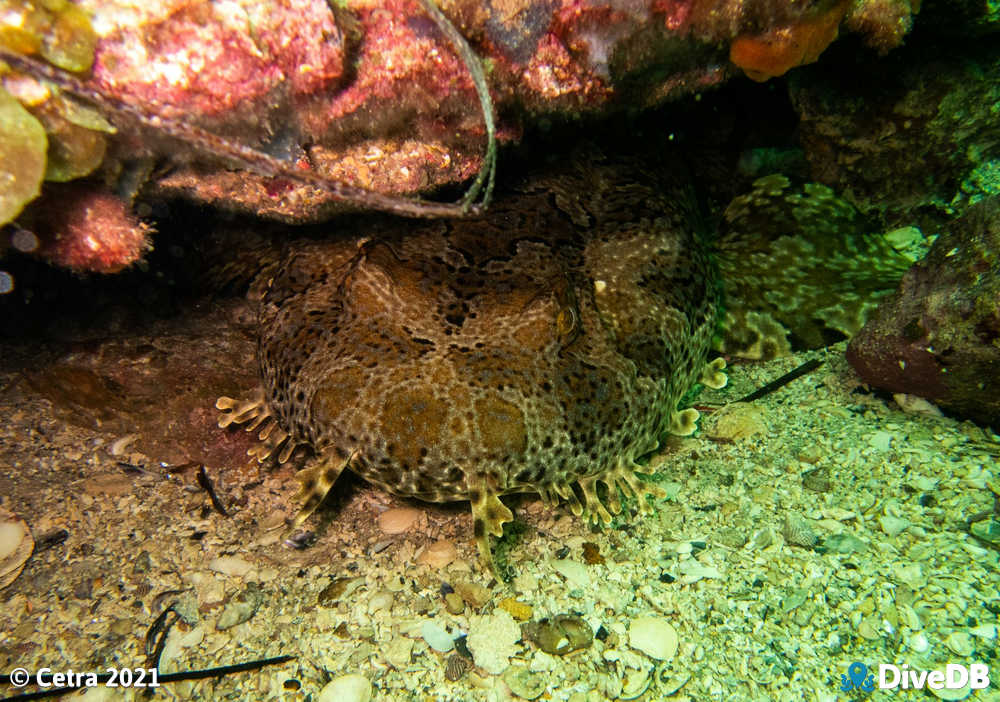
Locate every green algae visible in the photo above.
<box><xmin>0</xmin><ymin>85</ymin><xmax>46</xmax><ymax>226</ymax></box>
<box><xmin>0</xmin><ymin>0</ymin><xmax>97</xmax><ymax>73</ymax></box>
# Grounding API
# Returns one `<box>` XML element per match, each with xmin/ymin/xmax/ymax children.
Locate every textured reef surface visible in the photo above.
<box><xmin>3</xmin><ymin>0</ymin><xmax>920</xmax><ymax>268</ymax></box>
<box><xmin>848</xmin><ymin>195</ymin><xmax>1000</xmax><ymax>428</ymax></box>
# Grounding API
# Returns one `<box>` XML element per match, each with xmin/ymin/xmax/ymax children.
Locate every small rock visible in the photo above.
<box><xmin>503</xmin><ymin>665</ymin><xmax>546</xmax><ymax>700</ymax></box>
<box><xmin>368</xmin><ymin>590</ymin><xmax>394</xmax><ymax>613</ymax></box>
<box><xmin>704</xmin><ymin>402</ymin><xmax>767</xmax><ymax>440</ymax></box>
<box><xmin>208</xmin><ymin>556</ymin><xmax>254</xmax><ymax>578</ymax></box>
<box><xmin>0</xmin><ymin>512</ymin><xmax>33</xmax><ymax>590</ymax></box>
<box><xmin>628</xmin><ymin>616</ymin><xmax>678</xmax><ymax>661</ymax></box>
<box><xmin>879</xmin><ymin>515</ymin><xmax>910</xmax><ymax>537</ymax></box>
<box><xmin>822</xmin><ymin>533</ymin><xmax>868</xmax><ymax>554</ymax></box>
<box><xmin>454</xmin><ymin>580</ymin><xmax>492</xmax><ymax>608</ymax></box>
<box><xmin>417</xmin><ymin>539</ymin><xmax>457</xmax><ymax>569</ymax></box>
<box><xmin>551</xmin><ymin>558</ymin><xmax>590</xmax><ymax>588</ymax></box>
<box><xmin>384</xmin><ymin>636</ymin><xmax>413</xmax><ymax>668</ymax></box>
<box><xmin>216</xmin><ymin>582</ymin><xmax>263</xmax><ymax>630</ymax></box>
<box><xmin>317</xmin><ymin>674</ymin><xmax>371</xmax><ymax>702</ymax></box>
<box><xmin>444</xmin><ymin>592</ymin><xmax>465</xmax><ymax>615</ymax></box>
<box><xmin>893</xmin><ymin>562</ymin><xmax>926</xmax><ymax>590</ymax></box>
<box><xmin>467</xmin><ymin>610</ymin><xmax>522</xmax><ymax>674</ymax></box>
<box><xmin>498</xmin><ymin>597</ymin><xmax>533</xmax><ymax>621</ymax></box>
<box><xmin>421</xmin><ymin>620</ymin><xmax>454</xmax><ymax>652</ymax></box>
<box><xmin>802</xmin><ymin>467</ymin><xmax>831</xmax><ymax>493</ymax></box>
<box><xmin>945</xmin><ymin>631</ymin><xmax>975</xmax><ymax>657</ymax></box>
<box><xmin>377</xmin><ymin>507</ymin><xmax>421</xmax><ymax>534</ymax></box>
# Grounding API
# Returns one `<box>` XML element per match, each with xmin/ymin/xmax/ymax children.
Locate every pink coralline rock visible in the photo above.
<box><xmin>59</xmin><ymin>0</ymin><xmax>916</xmax><ymax>223</ymax></box>
<box><xmin>23</xmin><ymin>183</ymin><xmax>150</xmax><ymax>273</ymax></box>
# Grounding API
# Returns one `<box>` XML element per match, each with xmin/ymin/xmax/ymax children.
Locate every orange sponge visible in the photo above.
<box><xmin>730</xmin><ymin>2</ymin><xmax>850</xmax><ymax>82</ymax></box>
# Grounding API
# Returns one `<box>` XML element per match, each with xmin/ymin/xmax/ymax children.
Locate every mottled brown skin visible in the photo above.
<box><xmin>219</xmin><ymin>150</ymin><xmax>719</xmax><ymax>571</ymax></box>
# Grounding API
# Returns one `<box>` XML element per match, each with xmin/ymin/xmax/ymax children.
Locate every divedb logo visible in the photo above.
<box><xmin>841</xmin><ymin>662</ymin><xmax>991</xmax><ymax>693</ymax></box>
<box><xmin>880</xmin><ymin>663</ymin><xmax>990</xmax><ymax>692</ymax></box>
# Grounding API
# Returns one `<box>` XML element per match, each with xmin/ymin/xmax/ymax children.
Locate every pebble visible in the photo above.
<box><xmin>385</xmin><ymin>636</ymin><xmax>414</xmax><ymax>668</ymax></box>
<box><xmin>551</xmin><ymin>558</ymin><xmax>590</xmax><ymax>588</ymax></box>
<box><xmin>523</xmin><ymin>614</ymin><xmax>593</xmax><ymax>655</ymax></box>
<box><xmin>444</xmin><ymin>592</ymin><xmax>465</xmax><ymax>614</ymax></box>
<box><xmin>503</xmin><ymin>665</ymin><xmax>546</xmax><ymax>700</ymax></box>
<box><xmin>628</xmin><ymin>616</ymin><xmax>678</xmax><ymax>661</ymax></box>
<box><xmin>368</xmin><ymin>590</ymin><xmax>394</xmax><ymax>613</ymax></box>
<box><xmin>216</xmin><ymin>582</ymin><xmax>263</xmax><ymax>630</ymax></box>
<box><xmin>704</xmin><ymin>402</ymin><xmax>767</xmax><ymax>440</ymax></box>
<box><xmin>822</xmin><ymin>533</ymin><xmax>868</xmax><ymax>554</ymax></box>
<box><xmin>454</xmin><ymin>580</ymin><xmax>492</xmax><ymax>608</ymax></box>
<box><xmin>318</xmin><ymin>674</ymin><xmax>372</xmax><ymax>702</ymax></box>
<box><xmin>208</xmin><ymin>556</ymin><xmax>254</xmax><ymax>578</ymax></box>
<box><xmin>377</xmin><ymin>507</ymin><xmax>421</xmax><ymax>534</ymax></box>
<box><xmin>945</xmin><ymin>631</ymin><xmax>975</xmax><ymax>657</ymax></box>
<box><xmin>498</xmin><ymin>597</ymin><xmax>533</xmax><ymax>621</ymax></box>
<box><xmin>879</xmin><ymin>515</ymin><xmax>910</xmax><ymax>537</ymax></box>
<box><xmin>467</xmin><ymin>610</ymin><xmax>521</xmax><ymax>674</ymax></box>
<box><xmin>417</xmin><ymin>539</ymin><xmax>458</xmax><ymax>569</ymax></box>
<box><xmin>317</xmin><ymin>577</ymin><xmax>362</xmax><ymax>606</ymax></box>
<box><xmin>421</xmin><ymin>620</ymin><xmax>455</xmax><ymax>652</ymax></box>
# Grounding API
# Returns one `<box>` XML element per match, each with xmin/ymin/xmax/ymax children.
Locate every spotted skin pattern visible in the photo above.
<box><xmin>218</xmin><ymin>150</ymin><xmax>720</xmax><ymax>572</ymax></box>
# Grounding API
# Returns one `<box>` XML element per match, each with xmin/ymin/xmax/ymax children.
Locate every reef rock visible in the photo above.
<box><xmin>789</xmin><ymin>37</ymin><xmax>1000</xmax><ymax>231</ymax></box>
<box><xmin>846</xmin><ymin>196</ymin><xmax>1000</xmax><ymax>429</ymax></box>
<box><xmin>1</xmin><ymin>0</ymin><xmax>917</xmax><ymax>233</ymax></box>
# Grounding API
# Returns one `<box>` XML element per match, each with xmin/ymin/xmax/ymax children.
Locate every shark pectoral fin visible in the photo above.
<box><xmin>470</xmin><ymin>487</ymin><xmax>513</xmax><ymax>576</ymax></box>
<box><xmin>293</xmin><ymin>452</ymin><xmax>351</xmax><ymax>527</ymax></box>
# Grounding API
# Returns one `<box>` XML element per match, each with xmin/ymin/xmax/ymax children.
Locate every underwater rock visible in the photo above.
<box><xmin>847</xmin><ymin>196</ymin><xmax>1000</xmax><ymax>428</ymax></box>
<box><xmin>918</xmin><ymin>0</ymin><xmax>1000</xmax><ymax>36</ymax></box>
<box><xmin>215</xmin><ymin>581</ymin><xmax>264</xmax><ymax>630</ymax></box>
<box><xmin>789</xmin><ymin>39</ymin><xmax>1000</xmax><ymax>230</ymax></box>
<box><xmin>18</xmin><ymin>183</ymin><xmax>150</xmax><ymax>273</ymax></box>
<box><xmin>317</xmin><ymin>674</ymin><xmax>372</xmax><ymax>702</ymax></box>
<box><xmin>467</xmin><ymin>609</ymin><xmax>522</xmax><ymax>674</ymax></box>
<box><xmin>523</xmin><ymin>613</ymin><xmax>593</xmax><ymax>655</ymax></box>
<box><xmin>1</xmin><ymin>0</ymin><xmax>917</xmax><ymax>230</ymax></box>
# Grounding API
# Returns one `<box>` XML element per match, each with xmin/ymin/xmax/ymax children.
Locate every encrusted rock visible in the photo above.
<box><xmin>847</xmin><ymin>197</ymin><xmax>1000</xmax><ymax>428</ymax></box>
<box><xmin>466</xmin><ymin>610</ymin><xmax>521</xmax><ymax>675</ymax></box>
